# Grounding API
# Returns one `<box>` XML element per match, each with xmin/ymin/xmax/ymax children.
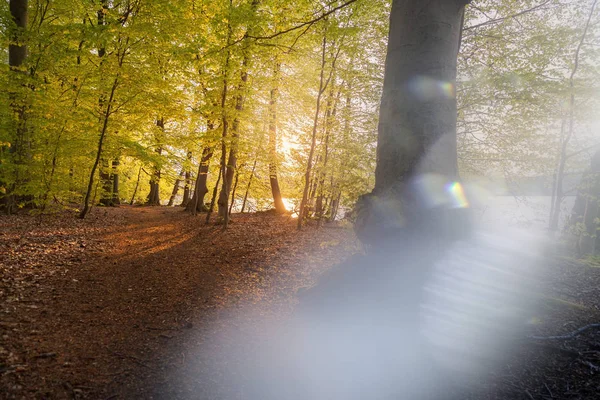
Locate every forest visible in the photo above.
<box><xmin>2</xmin><ymin>0</ymin><xmax>600</xmax><ymax>399</ymax></box>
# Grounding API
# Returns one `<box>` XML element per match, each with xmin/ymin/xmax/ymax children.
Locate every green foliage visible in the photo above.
<box><xmin>2</xmin><ymin>0</ymin><xmax>596</xmax><ymax>223</ymax></box>
<box><xmin>0</xmin><ymin>0</ymin><xmax>389</xmax><ymax>214</ymax></box>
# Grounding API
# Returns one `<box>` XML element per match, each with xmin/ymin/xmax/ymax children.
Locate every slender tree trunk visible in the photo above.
<box><xmin>206</xmin><ymin>161</ymin><xmax>223</xmax><ymax>224</ymax></box>
<box><xmin>217</xmin><ymin>0</ymin><xmax>258</xmax><ymax>226</ymax></box>
<box><xmin>99</xmin><ymin>159</ymin><xmax>113</xmax><ymax>206</ymax></box>
<box><xmin>112</xmin><ymin>159</ymin><xmax>120</xmax><ymax>205</ymax></box>
<box><xmin>3</xmin><ymin>0</ymin><xmax>29</xmax><ymax>214</ymax></box>
<box><xmin>228</xmin><ymin>167</ymin><xmax>241</xmax><ymax>215</ymax></box>
<box><xmin>80</xmin><ymin>0</ymin><xmax>119</xmax><ymax>219</ymax></box>
<box><xmin>316</xmin><ymin>81</ymin><xmax>341</xmax><ymax>225</ymax></box>
<box><xmin>570</xmin><ymin>151</ymin><xmax>600</xmax><ymax>255</ymax></box>
<box><xmin>147</xmin><ymin>117</ymin><xmax>164</xmax><ymax>206</ymax></box>
<box><xmin>168</xmin><ymin>170</ymin><xmax>185</xmax><ymax>206</ymax></box>
<box><xmin>354</xmin><ymin>0</ymin><xmax>470</xmax><ymax>242</ymax></box>
<box><xmin>298</xmin><ymin>25</ymin><xmax>341</xmax><ymax>229</ymax></box>
<box><xmin>217</xmin><ymin>57</ymin><xmax>248</xmax><ymax>224</ymax></box>
<box><xmin>147</xmin><ymin>170</ymin><xmax>161</xmax><ymax>205</ymax></box>
<box><xmin>186</xmin><ymin>145</ymin><xmax>214</xmax><ymax>213</ymax></box>
<box><xmin>99</xmin><ymin>158</ymin><xmax>119</xmax><ymax>206</ymax></box>
<box><xmin>130</xmin><ymin>166</ymin><xmax>142</xmax><ymax>205</ymax></box>
<box><xmin>549</xmin><ymin>0</ymin><xmax>597</xmax><ymax>231</ymax></box>
<box><xmin>180</xmin><ymin>151</ymin><xmax>193</xmax><ymax>207</ymax></box>
<box><xmin>181</xmin><ymin>170</ymin><xmax>191</xmax><ymax>206</ymax></box>
<box><xmin>329</xmin><ymin>191</ymin><xmax>342</xmax><ymax>222</ymax></box>
<box><xmin>268</xmin><ymin>62</ymin><xmax>287</xmax><ymax>213</ymax></box>
<box><xmin>241</xmin><ymin>159</ymin><xmax>257</xmax><ymax>214</ymax></box>
<box><xmin>8</xmin><ymin>1</ymin><xmax>27</xmax><ymax>67</ymax></box>
<box><xmin>80</xmin><ymin>74</ymin><xmax>119</xmax><ymax>219</ymax></box>
<box><xmin>214</xmin><ymin>19</ymin><xmax>232</xmax><ymax>225</ymax></box>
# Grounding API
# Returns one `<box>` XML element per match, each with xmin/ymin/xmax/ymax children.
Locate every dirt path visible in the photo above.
<box><xmin>1</xmin><ymin>207</ymin><xmax>359</xmax><ymax>399</ymax></box>
<box><xmin>2</xmin><ymin>207</ymin><xmax>600</xmax><ymax>399</ymax></box>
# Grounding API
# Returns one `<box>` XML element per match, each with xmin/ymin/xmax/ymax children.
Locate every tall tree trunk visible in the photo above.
<box><xmin>217</xmin><ymin>0</ymin><xmax>258</xmax><ymax>226</ymax></box>
<box><xmin>99</xmin><ymin>159</ymin><xmax>112</xmax><ymax>206</ymax></box>
<box><xmin>99</xmin><ymin>158</ymin><xmax>119</xmax><ymax>206</ymax></box>
<box><xmin>180</xmin><ymin>151</ymin><xmax>193</xmax><ymax>207</ymax></box>
<box><xmin>80</xmin><ymin>74</ymin><xmax>119</xmax><ymax>219</ymax></box>
<box><xmin>354</xmin><ymin>0</ymin><xmax>470</xmax><ymax>243</ymax></box>
<box><xmin>147</xmin><ymin>117</ymin><xmax>164</xmax><ymax>206</ymax></box>
<box><xmin>168</xmin><ymin>170</ymin><xmax>185</xmax><ymax>206</ymax></box>
<box><xmin>228</xmin><ymin>167</ymin><xmax>241</xmax><ymax>215</ymax></box>
<box><xmin>316</xmin><ymin>81</ymin><xmax>341</xmax><ymax>225</ymax></box>
<box><xmin>181</xmin><ymin>169</ymin><xmax>191</xmax><ymax>206</ymax></box>
<box><xmin>111</xmin><ymin>159</ymin><xmax>120</xmax><ymax>205</ymax></box>
<box><xmin>298</xmin><ymin>24</ymin><xmax>341</xmax><ymax>229</ymax></box>
<box><xmin>328</xmin><ymin>191</ymin><xmax>342</xmax><ymax>222</ymax></box>
<box><xmin>186</xmin><ymin>145</ymin><xmax>214</xmax><ymax>213</ymax></box>
<box><xmin>213</xmin><ymin>20</ymin><xmax>232</xmax><ymax>224</ymax></box>
<box><xmin>241</xmin><ymin>159</ymin><xmax>257</xmax><ymax>214</ymax></box>
<box><xmin>80</xmin><ymin>0</ymin><xmax>118</xmax><ymax>219</ymax></box>
<box><xmin>2</xmin><ymin>0</ymin><xmax>29</xmax><ymax>213</ymax></box>
<box><xmin>549</xmin><ymin>0</ymin><xmax>597</xmax><ymax>231</ymax></box>
<box><xmin>217</xmin><ymin>57</ymin><xmax>248</xmax><ymax>224</ymax></box>
<box><xmin>206</xmin><ymin>161</ymin><xmax>223</xmax><ymax>224</ymax></box>
<box><xmin>130</xmin><ymin>166</ymin><xmax>142</xmax><ymax>205</ymax></box>
<box><xmin>570</xmin><ymin>151</ymin><xmax>600</xmax><ymax>255</ymax></box>
<box><xmin>268</xmin><ymin>62</ymin><xmax>287</xmax><ymax>214</ymax></box>
<box><xmin>8</xmin><ymin>0</ymin><xmax>27</xmax><ymax>67</ymax></box>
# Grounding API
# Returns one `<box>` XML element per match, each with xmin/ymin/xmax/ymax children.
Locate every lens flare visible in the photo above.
<box><xmin>413</xmin><ymin>174</ymin><xmax>470</xmax><ymax>209</ymax></box>
<box><xmin>446</xmin><ymin>181</ymin><xmax>470</xmax><ymax>209</ymax></box>
<box><xmin>407</xmin><ymin>76</ymin><xmax>455</xmax><ymax>101</ymax></box>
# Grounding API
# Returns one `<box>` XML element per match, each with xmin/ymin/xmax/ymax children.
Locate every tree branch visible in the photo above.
<box><xmin>217</xmin><ymin>0</ymin><xmax>357</xmax><ymax>53</ymax></box>
<box><xmin>464</xmin><ymin>1</ymin><xmax>551</xmax><ymax>31</ymax></box>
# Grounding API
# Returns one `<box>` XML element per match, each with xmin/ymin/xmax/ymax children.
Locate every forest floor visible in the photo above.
<box><xmin>1</xmin><ymin>206</ymin><xmax>600</xmax><ymax>399</ymax></box>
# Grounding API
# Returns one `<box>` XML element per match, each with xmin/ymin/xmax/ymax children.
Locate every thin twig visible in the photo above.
<box><xmin>579</xmin><ymin>360</ymin><xmax>600</xmax><ymax>372</ymax></box>
<box><xmin>213</xmin><ymin>0</ymin><xmax>358</xmax><ymax>54</ymax></box>
<box><xmin>108</xmin><ymin>350</ymin><xmax>152</xmax><ymax>369</ymax></box>
<box><xmin>528</xmin><ymin>323</ymin><xmax>600</xmax><ymax>340</ymax></box>
<box><xmin>464</xmin><ymin>1</ymin><xmax>551</xmax><ymax>31</ymax></box>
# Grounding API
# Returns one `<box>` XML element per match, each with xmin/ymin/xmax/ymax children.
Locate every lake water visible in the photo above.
<box><xmin>472</xmin><ymin>196</ymin><xmax>575</xmax><ymax>232</ymax></box>
<box><xmin>197</xmin><ymin>194</ymin><xmax>576</xmax><ymax>233</ymax></box>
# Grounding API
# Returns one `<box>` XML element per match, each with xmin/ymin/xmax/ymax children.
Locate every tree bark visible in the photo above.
<box><xmin>214</xmin><ymin>20</ymin><xmax>232</xmax><ymax>225</ymax></box>
<box><xmin>80</xmin><ymin>0</ymin><xmax>119</xmax><ymax>219</ymax></box>
<box><xmin>298</xmin><ymin>32</ymin><xmax>330</xmax><ymax>229</ymax></box>
<box><xmin>79</xmin><ymin>73</ymin><xmax>119</xmax><ymax>219</ymax></box>
<box><xmin>549</xmin><ymin>0</ymin><xmax>597</xmax><ymax>231</ymax></box>
<box><xmin>111</xmin><ymin>159</ymin><xmax>120</xmax><ymax>205</ymax></box>
<box><xmin>180</xmin><ymin>151</ymin><xmax>193</xmax><ymax>207</ymax></box>
<box><xmin>9</xmin><ymin>0</ymin><xmax>28</xmax><ymax>67</ymax></box>
<box><xmin>217</xmin><ymin>0</ymin><xmax>258</xmax><ymax>226</ymax></box>
<box><xmin>268</xmin><ymin>62</ymin><xmax>287</xmax><ymax>214</ymax></box>
<box><xmin>186</xmin><ymin>146</ymin><xmax>214</xmax><ymax>213</ymax></box>
<box><xmin>2</xmin><ymin>0</ymin><xmax>29</xmax><ymax>213</ymax></box>
<box><xmin>355</xmin><ymin>0</ymin><xmax>470</xmax><ymax>243</ymax></box>
<box><xmin>130</xmin><ymin>166</ymin><xmax>142</xmax><ymax>205</ymax></box>
<box><xmin>99</xmin><ymin>158</ymin><xmax>119</xmax><ymax>206</ymax></box>
<box><xmin>569</xmin><ymin>151</ymin><xmax>600</xmax><ymax>255</ymax></box>
<box><xmin>146</xmin><ymin>117</ymin><xmax>164</xmax><ymax>206</ymax></box>
<box><xmin>328</xmin><ymin>191</ymin><xmax>342</xmax><ymax>222</ymax></box>
<box><xmin>217</xmin><ymin>57</ymin><xmax>248</xmax><ymax>224</ymax></box>
<box><xmin>99</xmin><ymin>160</ymin><xmax>111</xmax><ymax>205</ymax></box>
<box><xmin>168</xmin><ymin>170</ymin><xmax>185</xmax><ymax>206</ymax></box>
<box><xmin>316</xmin><ymin>81</ymin><xmax>341</xmax><ymax>225</ymax></box>
<box><xmin>241</xmin><ymin>159</ymin><xmax>257</xmax><ymax>214</ymax></box>
<box><xmin>228</xmin><ymin>167</ymin><xmax>241</xmax><ymax>215</ymax></box>
<box><xmin>206</xmin><ymin>160</ymin><xmax>223</xmax><ymax>224</ymax></box>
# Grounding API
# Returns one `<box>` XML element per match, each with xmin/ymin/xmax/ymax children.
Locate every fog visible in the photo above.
<box><xmin>160</xmin><ymin>176</ymin><xmax>548</xmax><ymax>400</ymax></box>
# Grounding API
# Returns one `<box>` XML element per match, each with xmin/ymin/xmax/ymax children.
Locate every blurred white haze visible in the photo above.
<box><xmin>159</xmin><ymin>167</ymin><xmax>549</xmax><ymax>400</ymax></box>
